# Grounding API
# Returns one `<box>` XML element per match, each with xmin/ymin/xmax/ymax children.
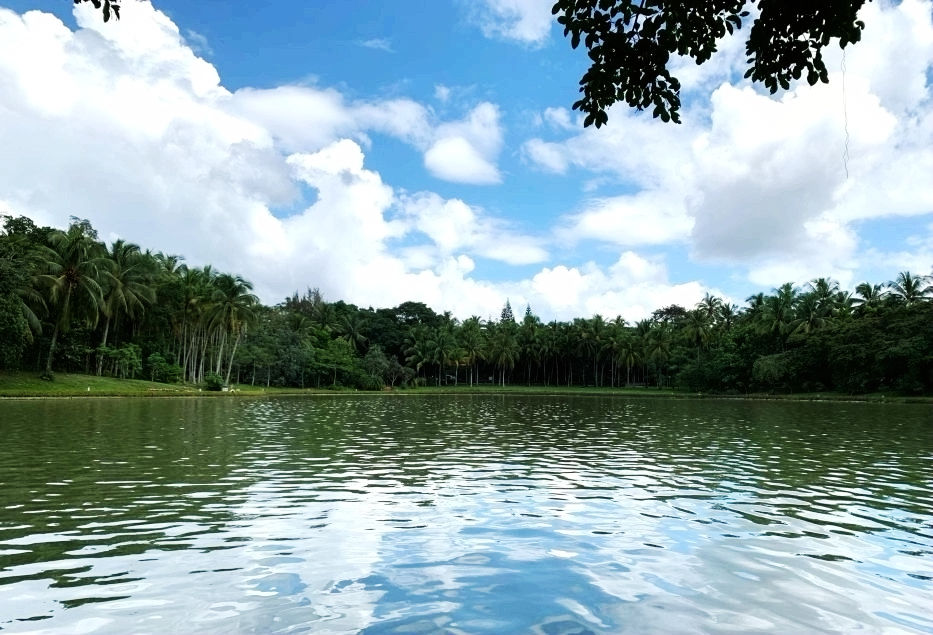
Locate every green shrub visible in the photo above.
<box><xmin>203</xmin><ymin>372</ymin><xmax>224</xmax><ymax>391</ymax></box>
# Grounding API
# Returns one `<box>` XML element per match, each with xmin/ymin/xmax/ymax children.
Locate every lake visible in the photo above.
<box><xmin>0</xmin><ymin>395</ymin><xmax>931</xmax><ymax>633</ymax></box>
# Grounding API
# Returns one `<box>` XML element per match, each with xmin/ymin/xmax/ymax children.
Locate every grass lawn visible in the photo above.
<box><xmin>0</xmin><ymin>371</ymin><xmax>320</xmax><ymax>398</ymax></box>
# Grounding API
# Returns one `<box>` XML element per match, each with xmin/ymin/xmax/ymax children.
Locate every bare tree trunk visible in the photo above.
<box><xmin>96</xmin><ymin>316</ymin><xmax>111</xmax><ymax>376</ymax></box>
<box><xmin>44</xmin><ymin>322</ymin><xmax>60</xmax><ymax>376</ymax></box>
<box><xmin>224</xmin><ymin>330</ymin><xmax>241</xmax><ymax>386</ymax></box>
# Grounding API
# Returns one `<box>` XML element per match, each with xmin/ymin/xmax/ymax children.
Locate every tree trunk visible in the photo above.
<box><xmin>224</xmin><ymin>330</ymin><xmax>241</xmax><ymax>386</ymax></box>
<box><xmin>96</xmin><ymin>316</ymin><xmax>111</xmax><ymax>376</ymax></box>
<box><xmin>44</xmin><ymin>322</ymin><xmax>60</xmax><ymax>375</ymax></box>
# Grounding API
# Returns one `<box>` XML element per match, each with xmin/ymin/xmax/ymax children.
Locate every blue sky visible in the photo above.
<box><xmin>1</xmin><ymin>0</ymin><xmax>931</xmax><ymax>320</ymax></box>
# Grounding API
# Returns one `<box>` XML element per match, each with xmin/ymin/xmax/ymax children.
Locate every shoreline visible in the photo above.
<box><xmin>1</xmin><ymin>372</ymin><xmax>930</xmax><ymax>404</ymax></box>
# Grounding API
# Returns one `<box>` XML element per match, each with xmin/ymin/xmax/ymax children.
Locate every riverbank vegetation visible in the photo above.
<box><xmin>2</xmin><ymin>215</ymin><xmax>931</xmax><ymax>396</ymax></box>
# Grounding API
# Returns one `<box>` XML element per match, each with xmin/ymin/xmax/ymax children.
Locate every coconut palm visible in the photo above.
<box><xmin>682</xmin><ymin>308</ymin><xmax>712</xmax><ymax>362</ymax></box>
<box><xmin>37</xmin><ymin>222</ymin><xmax>109</xmax><ymax>375</ymax></box>
<box><xmin>852</xmin><ymin>282</ymin><xmax>886</xmax><ymax>311</ymax></box>
<box><xmin>458</xmin><ymin>316</ymin><xmax>485</xmax><ymax>386</ymax></box>
<box><xmin>207</xmin><ymin>273</ymin><xmax>260</xmax><ymax>385</ymax></box>
<box><xmin>644</xmin><ymin>324</ymin><xmax>672</xmax><ymax>388</ymax></box>
<box><xmin>487</xmin><ymin>322</ymin><xmax>519</xmax><ymax>386</ymax></box>
<box><xmin>887</xmin><ymin>271</ymin><xmax>932</xmax><ymax>306</ymax></box>
<box><xmin>697</xmin><ymin>293</ymin><xmax>723</xmax><ymax>320</ymax></box>
<box><xmin>339</xmin><ymin>313</ymin><xmax>369</xmax><ymax>353</ymax></box>
<box><xmin>96</xmin><ymin>240</ymin><xmax>156</xmax><ymax>375</ymax></box>
<box><xmin>761</xmin><ymin>283</ymin><xmax>798</xmax><ymax>350</ymax></box>
<box><xmin>790</xmin><ymin>293</ymin><xmax>829</xmax><ymax>335</ymax></box>
<box><xmin>808</xmin><ymin>277</ymin><xmax>840</xmax><ymax>313</ymax></box>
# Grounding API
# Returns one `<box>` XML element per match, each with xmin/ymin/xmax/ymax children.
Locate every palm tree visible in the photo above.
<box><xmin>38</xmin><ymin>222</ymin><xmax>109</xmax><ymax>376</ymax></box>
<box><xmin>404</xmin><ymin>325</ymin><xmax>431</xmax><ymax>382</ymax></box>
<box><xmin>853</xmin><ymin>282</ymin><xmax>886</xmax><ymax>311</ymax></box>
<box><xmin>808</xmin><ymin>277</ymin><xmax>839</xmax><ymax>313</ymax></box>
<box><xmin>487</xmin><ymin>322</ymin><xmax>519</xmax><ymax>386</ymax></box>
<box><xmin>207</xmin><ymin>273</ymin><xmax>260</xmax><ymax>386</ymax></box>
<box><xmin>888</xmin><ymin>271</ymin><xmax>932</xmax><ymax>306</ymax></box>
<box><xmin>761</xmin><ymin>283</ymin><xmax>798</xmax><ymax>351</ymax></box>
<box><xmin>339</xmin><ymin>313</ymin><xmax>369</xmax><ymax>353</ymax></box>
<box><xmin>697</xmin><ymin>293</ymin><xmax>723</xmax><ymax>321</ymax></box>
<box><xmin>425</xmin><ymin>324</ymin><xmax>459</xmax><ymax>386</ymax></box>
<box><xmin>96</xmin><ymin>240</ymin><xmax>156</xmax><ymax>375</ymax></box>
<box><xmin>790</xmin><ymin>293</ymin><xmax>829</xmax><ymax>336</ymax></box>
<box><xmin>644</xmin><ymin>324</ymin><xmax>672</xmax><ymax>388</ymax></box>
<box><xmin>458</xmin><ymin>316</ymin><xmax>485</xmax><ymax>386</ymax></box>
<box><xmin>608</xmin><ymin>330</ymin><xmax>639</xmax><ymax>386</ymax></box>
<box><xmin>717</xmin><ymin>302</ymin><xmax>738</xmax><ymax>331</ymax></box>
<box><xmin>745</xmin><ymin>292</ymin><xmax>766</xmax><ymax>322</ymax></box>
<box><xmin>682</xmin><ymin>308</ymin><xmax>712</xmax><ymax>362</ymax></box>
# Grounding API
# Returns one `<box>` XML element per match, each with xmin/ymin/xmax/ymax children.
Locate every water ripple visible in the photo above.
<box><xmin>0</xmin><ymin>396</ymin><xmax>930</xmax><ymax>633</ymax></box>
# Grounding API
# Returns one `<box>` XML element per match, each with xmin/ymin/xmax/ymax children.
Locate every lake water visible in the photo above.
<box><xmin>0</xmin><ymin>395</ymin><xmax>931</xmax><ymax>633</ymax></box>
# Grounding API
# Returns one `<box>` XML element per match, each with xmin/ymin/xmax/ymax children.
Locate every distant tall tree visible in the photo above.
<box><xmin>500</xmin><ymin>300</ymin><xmax>515</xmax><ymax>323</ymax></box>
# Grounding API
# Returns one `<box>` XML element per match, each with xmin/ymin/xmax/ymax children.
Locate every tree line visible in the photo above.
<box><xmin>1</xmin><ymin>215</ymin><xmax>931</xmax><ymax>394</ymax></box>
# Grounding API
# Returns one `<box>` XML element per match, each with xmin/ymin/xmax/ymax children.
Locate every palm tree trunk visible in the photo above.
<box><xmin>224</xmin><ymin>330</ymin><xmax>241</xmax><ymax>386</ymax></box>
<box><xmin>96</xmin><ymin>316</ymin><xmax>111</xmax><ymax>376</ymax></box>
<box><xmin>44</xmin><ymin>322</ymin><xmax>60</xmax><ymax>375</ymax></box>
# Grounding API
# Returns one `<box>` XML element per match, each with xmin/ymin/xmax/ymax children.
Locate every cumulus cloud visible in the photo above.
<box><xmin>0</xmin><ymin>3</ymin><xmax>558</xmax><ymax>320</ymax></box>
<box><xmin>400</xmin><ymin>192</ymin><xmax>547</xmax><ymax>265</ymax></box>
<box><xmin>471</xmin><ymin>0</ymin><xmax>554</xmax><ymax>47</ymax></box>
<box><xmin>423</xmin><ymin>102</ymin><xmax>503</xmax><ymax>184</ymax></box>
<box><xmin>515</xmin><ymin>252</ymin><xmax>709</xmax><ymax>321</ymax></box>
<box><xmin>523</xmin><ymin>0</ymin><xmax>933</xmax><ymax>289</ymax></box>
<box><xmin>230</xmin><ymin>87</ymin><xmax>502</xmax><ymax>185</ymax></box>
<box><xmin>558</xmin><ymin>191</ymin><xmax>694</xmax><ymax>247</ymax></box>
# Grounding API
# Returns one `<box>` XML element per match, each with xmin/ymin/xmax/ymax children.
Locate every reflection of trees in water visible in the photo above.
<box><xmin>0</xmin><ymin>398</ymin><xmax>254</xmax><ymax>600</ymax></box>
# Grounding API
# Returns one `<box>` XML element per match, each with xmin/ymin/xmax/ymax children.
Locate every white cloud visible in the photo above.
<box><xmin>516</xmin><ymin>252</ymin><xmax>708</xmax><ymax>321</ymax></box>
<box><xmin>424</xmin><ymin>102</ymin><xmax>503</xmax><ymax>184</ymax></box>
<box><xmin>434</xmin><ymin>84</ymin><xmax>451</xmax><ymax>103</ymax></box>
<box><xmin>400</xmin><ymin>192</ymin><xmax>547</xmax><ymax>265</ymax></box>
<box><xmin>185</xmin><ymin>29</ymin><xmax>212</xmax><ymax>56</ymax></box>
<box><xmin>472</xmin><ymin>0</ymin><xmax>554</xmax><ymax>46</ymax></box>
<box><xmin>230</xmin><ymin>87</ymin><xmax>502</xmax><ymax>185</ymax></box>
<box><xmin>522</xmin><ymin>0</ymin><xmax>933</xmax><ymax>290</ymax></box>
<box><xmin>358</xmin><ymin>37</ymin><xmax>393</xmax><ymax>52</ymax></box>
<box><xmin>558</xmin><ymin>191</ymin><xmax>694</xmax><ymax>247</ymax></box>
<box><xmin>0</xmin><ymin>4</ymin><xmax>541</xmax><ymax>320</ymax></box>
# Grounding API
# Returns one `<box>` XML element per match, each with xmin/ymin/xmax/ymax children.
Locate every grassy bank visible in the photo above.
<box><xmin>2</xmin><ymin>371</ymin><xmax>930</xmax><ymax>403</ymax></box>
<box><xmin>0</xmin><ymin>371</ymin><xmax>321</xmax><ymax>398</ymax></box>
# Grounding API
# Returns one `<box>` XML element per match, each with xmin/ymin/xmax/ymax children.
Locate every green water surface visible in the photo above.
<box><xmin>0</xmin><ymin>395</ymin><xmax>931</xmax><ymax>633</ymax></box>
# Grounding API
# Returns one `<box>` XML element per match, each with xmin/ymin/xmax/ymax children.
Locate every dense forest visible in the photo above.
<box><xmin>1</xmin><ymin>215</ymin><xmax>931</xmax><ymax>394</ymax></box>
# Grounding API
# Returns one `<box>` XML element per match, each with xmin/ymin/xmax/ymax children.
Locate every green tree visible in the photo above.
<box><xmin>487</xmin><ymin>322</ymin><xmax>519</xmax><ymax>386</ymax></box>
<box><xmin>887</xmin><ymin>271</ymin><xmax>932</xmax><ymax>306</ymax></box>
<box><xmin>208</xmin><ymin>273</ymin><xmax>260</xmax><ymax>386</ymax></box>
<box><xmin>37</xmin><ymin>221</ymin><xmax>109</xmax><ymax>376</ymax></box>
<box><xmin>458</xmin><ymin>316</ymin><xmax>486</xmax><ymax>386</ymax></box>
<box><xmin>853</xmin><ymin>282</ymin><xmax>886</xmax><ymax>312</ymax></box>
<box><xmin>96</xmin><ymin>239</ymin><xmax>156</xmax><ymax>375</ymax></box>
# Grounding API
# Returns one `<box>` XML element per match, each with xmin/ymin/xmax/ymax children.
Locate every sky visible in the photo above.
<box><xmin>0</xmin><ymin>0</ymin><xmax>931</xmax><ymax>322</ymax></box>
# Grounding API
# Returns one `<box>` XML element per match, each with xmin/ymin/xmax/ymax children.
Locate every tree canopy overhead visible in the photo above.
<box><xmin>551</xmin><ymin>0</ymin><xmax>871</xmax><ymax>126</ymax></box>
<box><xmin>74</xmin><ymin>0</ymin><xmax>122</xmax><ymax>22</ymax></box>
